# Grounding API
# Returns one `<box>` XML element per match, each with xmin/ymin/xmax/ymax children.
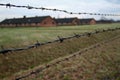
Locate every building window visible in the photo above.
<box><xmin>28</xmin><ymin>19</ymin><xmax>31</xmax><ymax>22</ymax></box>
<box><xmin>52</xmin><ymin>22</ymin><xmax>55</xmax><ymax>24</ymax></box>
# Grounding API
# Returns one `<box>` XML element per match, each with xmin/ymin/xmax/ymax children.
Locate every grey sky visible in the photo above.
<box><xmin>0</xmin><ymin>0</ymin><xmax>120</xmax><ymax>21</ymax></box>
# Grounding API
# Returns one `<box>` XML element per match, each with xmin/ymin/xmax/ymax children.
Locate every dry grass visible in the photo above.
<box><xmin>1</xmin><ymin>30</ymin><xmax>120</xmax><ymax>79</ymax></box>
<box><xmin>27</xmin><ymin>34</ymin><xmax>120</xmax><ymax>80</ymax></box>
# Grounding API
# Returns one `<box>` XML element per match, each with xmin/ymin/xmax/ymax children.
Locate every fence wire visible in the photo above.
<box><xmin>0</xmin><ymin>27</ymin><xmax>120</xmax><ymax>55</ymax></box>
<box><xmin>15</xmin><ymin>29</ymin><xmax>120</xmax><ymax>80</ymax></box>
<box><xmin>0</xmin><ymin>3</ymin><xmax>120</xmax><ymax>80</ymax></box>
<box><xmin>0</xmin><ymin>3</ymin><xmax>120</xmax><ymax>16</ymax></box>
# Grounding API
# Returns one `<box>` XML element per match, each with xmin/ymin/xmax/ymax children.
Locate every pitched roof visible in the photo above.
<box><xmin>80</xmin><ymin>18</ymin><xmax>95</xmax><ymax>22</ymax></box>
<box><xmin>96</xmin><ymin>20</ymin><xmax>112</xmax><ymax>23</ymax></box>
<box><xmin>0</xmin><ymin>16</ymin><xmax>50</xmax><ymax>24</ymax></box>
<box><xmin>55</xmin><ymin>18</ymin><xmax>78</xmax><ymax>23</ymax></box>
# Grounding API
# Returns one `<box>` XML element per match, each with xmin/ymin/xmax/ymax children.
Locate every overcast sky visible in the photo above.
<box><xmin>0</xmin><ymin>0</ymin><xmax>120</xmax><ymax>21</ymax></box>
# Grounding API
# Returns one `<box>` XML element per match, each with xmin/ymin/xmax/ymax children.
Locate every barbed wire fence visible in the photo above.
<box><xmin>0</xmin><ymin>3</ymin><xmax>120</xmax><ymax>80</ymax></box>
<box><xmin>0</xmin><ymin>3</ymin><xmax>120</xmax><ymax>16</ymax></box>
<box><xmin>0</xmin><ymin>27</ymin><xmax>120</xmax><ymax>55</ymax></box>
<box><xmin>0</xmin><ymin>3</ymin><xmax>120</xmax><ymax>54</ymax></box>
<box><xmin>14</xmin><ymin>29</ymin><xmax>120</xmax><ymax>80</ymax></box>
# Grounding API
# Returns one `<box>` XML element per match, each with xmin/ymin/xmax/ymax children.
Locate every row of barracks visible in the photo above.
<box><xmin>0</xmin><ymin>15</ymin><xmax>112</xmax><ymax>27</ymax></box>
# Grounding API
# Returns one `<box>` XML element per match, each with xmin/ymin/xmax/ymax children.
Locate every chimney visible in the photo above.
<box><xmin>23</xmin><ymin>16</ymin><xmax>26</xmax><ymax>19</ymax></box>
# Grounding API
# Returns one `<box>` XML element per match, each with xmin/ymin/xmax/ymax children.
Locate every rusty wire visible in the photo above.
<box><xmin>15</xmin><ymin>30</ymin><xmax>120</xmax><ymax>80</ymax></box>
<box><xmin>0</xmin><ymin>28</ymin><xmax>119</xmax><ymax>55</ymax></box>
<box><xmin>0</xmin><ymin>3</ymin><xmax>120</xmax><ymax>16</ymax></box>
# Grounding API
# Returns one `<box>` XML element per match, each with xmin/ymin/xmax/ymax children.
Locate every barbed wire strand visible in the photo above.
<box><xmin>15</xmin><ymin>33</ymin><xmax>120</xmax><ymax>80</ymax></box>
<box><xmin>0</xmin><ymin>27</ymin><xmax>120</xmax><ymax>55</ymax></box>
<box><xmin>0</xmin><ymin>3</ymin><xmax>120</xmax><ymax>16</ymax></box>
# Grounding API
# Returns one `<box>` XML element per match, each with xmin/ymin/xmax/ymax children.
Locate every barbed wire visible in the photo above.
<box><xmin>15</xmin><ymin>32</ymin><xmax>120</xmax><ymax>80</ymax></box>
<box><xmin>0</xmin><ymin>3</ymin><xmax>120</xmax><ymax>16</ymax></box>
<box><xmin>0</xmin><ymin>27</ymin><xmax>120</xmax><ymax>55</ymax></box>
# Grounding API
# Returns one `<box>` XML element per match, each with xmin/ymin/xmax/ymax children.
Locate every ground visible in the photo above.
<box><xmin>0</xmin><ymin>23</ymin><xmax>120</xmax><ymax>48</ymax></box>
<box><xmin>0</xmin><ymin>23</ymin><xmax>120</xmax><ymax>80</ymax></box>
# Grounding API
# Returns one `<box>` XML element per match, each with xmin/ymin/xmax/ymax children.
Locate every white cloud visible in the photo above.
<box><xmin>105</xmin><ymin>0</ymin><xmax>120</xmax><ymax>4</ymax></box>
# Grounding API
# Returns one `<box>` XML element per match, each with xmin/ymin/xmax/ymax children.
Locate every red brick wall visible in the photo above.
<box><xmin>12</xmin><ymin>16</ymin><xmax>57</xmax><ymax>27</ymax></box>
<box><xmin>72</xmin><ymin>18</ymin><xmax>79</xmax><ymax>25</ymax></box>
<box><xmin>90</xmin><ymin>20</ymin><xmax>96</xmax><ymax>25</ymax></box>
<box><xmin>0</xmin><ymin>16</ymin><xmax>56</xmax><ymax>27</ymax></box>
<box><xmin>39</xmin><ymin>17</ymin><xmax>56</xmax><ymax>27</ymax></box>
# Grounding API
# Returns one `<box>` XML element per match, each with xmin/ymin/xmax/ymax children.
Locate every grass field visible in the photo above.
<box><xmin>34</xmin><ymin>36</ymin><xmax>120</xmax><ymax>80</ymax></box>
<box><xmin>0</xmin><ymin>23</ymin><xmax>120</xmax><ymax>48</ymax></box>
<box><xmin>3</xmin><ymin>29</ymin><xmax>120</xmax><ymax>80</ymax></box>
<box><xmin>0</xmin><ymin>23</ymin><xmax>120</xmax><ymax>79</ymax></box>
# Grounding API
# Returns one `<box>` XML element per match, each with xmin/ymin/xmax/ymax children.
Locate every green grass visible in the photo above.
<box><xmin>1</xmin><ymin>29</ymin><xmax>120</xmax><ymax>79</ymax></box>
<box><xmin>0</xmin><ymin>23</ymin><xmax>120</xmax><ymax>48</ymax></box>
<box><xmin>0</xmin><ymin>23</ymin><xmax>120</xmax><ymax>79</ymax></box>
